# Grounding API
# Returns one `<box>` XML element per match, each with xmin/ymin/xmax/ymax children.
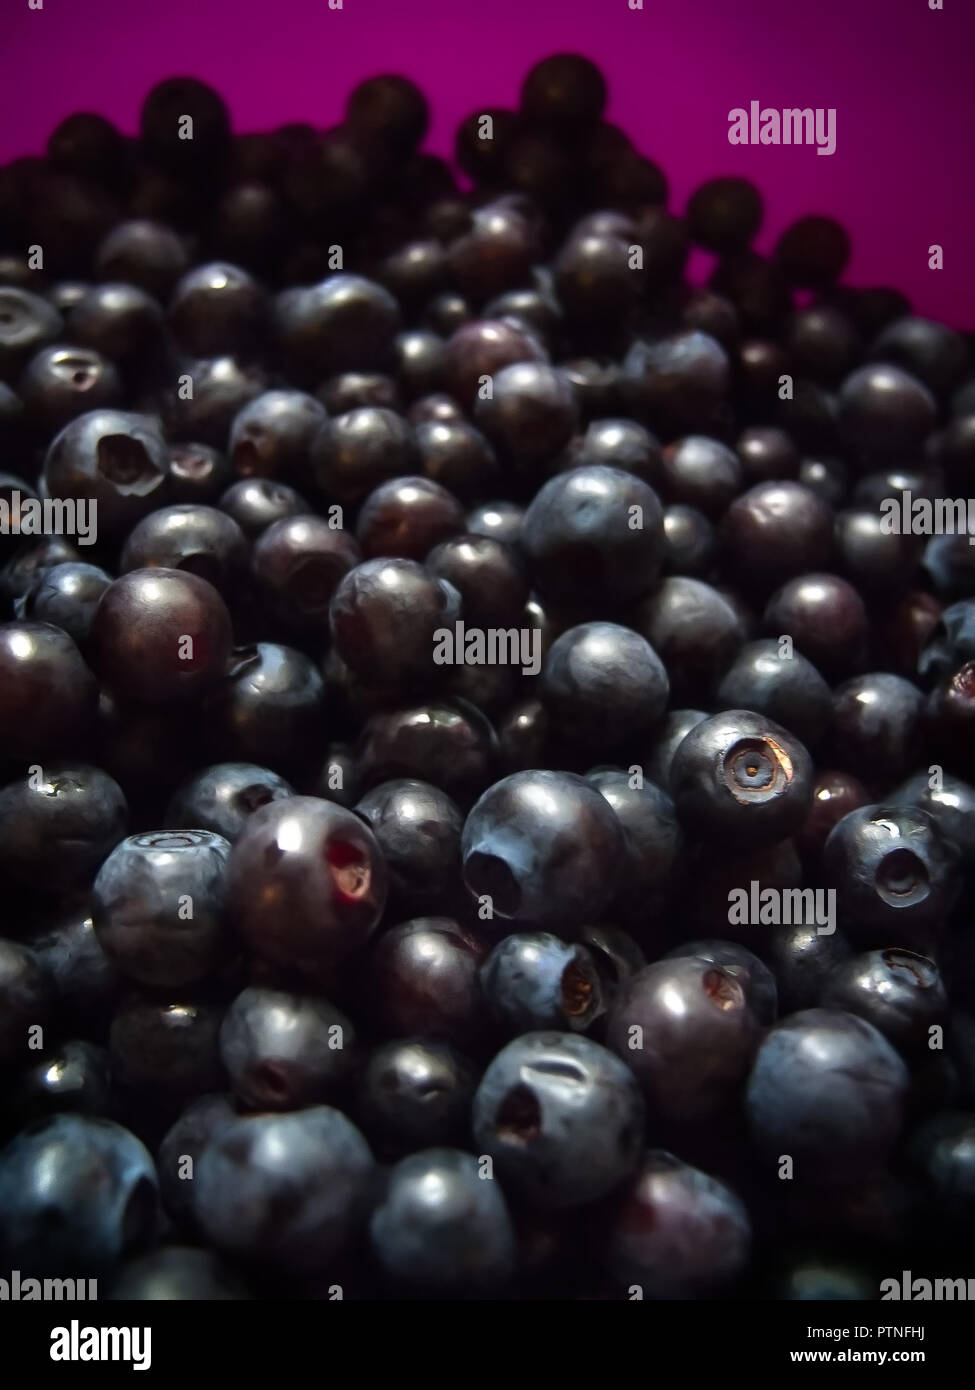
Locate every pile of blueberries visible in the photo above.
<box><xmin>0</xmin><ymin>54</ymin><xmax>974</xmax><ymax>1301</ymax></box>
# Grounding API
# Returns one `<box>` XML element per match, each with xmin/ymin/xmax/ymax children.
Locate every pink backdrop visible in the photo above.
<box><xmin>3</xmin><ymin>0</ymin><xmax>974</xmax><ymax>327</ymax></box>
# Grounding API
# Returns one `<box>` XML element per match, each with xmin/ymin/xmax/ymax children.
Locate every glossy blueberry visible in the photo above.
<box><xmin>659</xmin><ymin>435</ymin><xmax>742</xmax><ymax>518</ymax></box>
<box><xmin>161</xmin><ymin>355</ymin><xmax>267</xmax><ymax>447</ymax></box>
<box><xmin>204</xmin><ymin>642</ymin><xmax>326</xmax><ymax>772</ymax></box>
<box><xmin>633</xmin><ymin>577</ymin><xmax>746</xmax><ymax>704</ymax></box>
<box><xmin>870</xmin><ymin>316</ymin><xmax>969</xmax><ymax>399</ymax></box>
<box><xmin>0</xmin><ymin>287</ymin><xmax>63</xmax><ymax>382</ymax></box>
<box><xmin>606</xmin><ymin>956</ymin><xmax>761</xmax><ymax>1121</ymax></box>
<box><xmin>42</xmin><ymin>408</ymin><xmax>169</xmax><ymax>542</ymax></box>
<box><xmin>0</xmin><ymin>1114</ymin><xmax>158</xmax><ymax>1275</ymax></box>
<box><xmin>763</xmin><ymin>572</ymin><xmax>868</xmax><ymax>679</ymax></box>
<box><xmin>168</xmin><ymin>261</ymin><xmax>267</xmax><ymax>359</ymax></box>
<box><xmin>621</xmin><ymin>330</ymin><xmax>730</xmax><ymax>440</ymax></box>
<box><xmin>91</xmin><ymin>568</ymin><xmax>233</xmax><ymax>705</ymax></box>
<box><xmin>919</xmin><ymin>599</ymin><xmax>975</xmax><ymax>684</ymax></box>
<box><xmin>670</xmin><ymin>709</ymin><xmax>815</xmax><ymax>849</ymax></box>
<box><xmin>426</xmin><ymin>534</ymin><xmax>528</xmax><ymax>629</ymax></box>
<box><xmin>193</xmin><ymin>1106</ymin><xmax>374</xmax><ymax>1272</ymax></box>
<box><xmin>462</xmin><ymin>769</ymin><xmax>624</xmax><ymax>927</ymax></box>
<box><xmin>889</xmin><ymin>770</ymin><xmax>975</xmax><ymax>865</ymax></box>
<box><xmin>7</xmin><ymin>1040</ymin><xmax>111</xmax><ymax>1130</ymax></box>
<box><xmin>0</xmin><ymin>620</ymin><xmax>98</xmax><ymax>762</ymax></box>
<box><xmin>369</xmin><ymin>917</ymin><xmax>487</xmax><ymax>1049</ymax></box>
<box><xmin>746</xmin><ymin>1008</ymin><xmax>909</xmax><ymax>1183</ymax></box>
<box><xmin>796</xmin><ymin>768</ymin><xmax>870</xmax><ymax>867</ymax></box>
<box><xmin>164</xmin><ymin>762</ymin><xmax>293</xmax><ymax>843</ymax></box>
<box><xmin>358</xmin><ymin>1038</ymin><xmax>478</xmax><ymax>1154</ymax></box>
<box><xmin>92</xmin><ymin>829</ymin><xmax>230</xmax><ymax>988</ymax></box>
<box><xmin>226</xmin><ymin>796</ymin><xmax>387</xmax><ymax>977</ymax></box>
<box><xmin>167</xmin><ymin>441</ymin><xmax>230</xmax><ymax>505</ymax></box>
<box><xmin>253</xmin><ymin>513</ymin><xmax>360</xmax><ymax>631</ymax></box>
<box><xmin>275</xmin><ymin>275</ymin><xmax>401</xmax><ymax>387</ymax></box>
<box><xmin>370</xmin><ymin>1147</ymin><xmax>516</xmax><ymax>1291</ymax></box>
<box><xmin>95</xmin><ymin>219</ymin><xmax>188</xmax><ymax>300</ymax></box>
<box><xmin>522</xmin><ymin>465</ymin><xmax>664</xmax><ymax>606</ymax></box>
<box><xmin>120</xmin><ymin>504</ymin><xmax>248</xmax><ymax>598</ymax></box>
<box><xmin>25</xmin><ymin>905</ymin><xmax>121</xmax><ymax>1038</ymax></box>
<box><xmin>661</xmin><ymin>939</ymin><xmax>777</xmax><ymax>1025</ymax></box>
<box><xmin>823</xmin><ymin>804</ymin><xmax>961</xmax><ymax>951</ymax></box>
<box><xmin>413</xmin><ymin>419</ymin><xmax>499</xmax><ymax>503</ymax></box>
<box><xmin>586</xmin><ymin>770</ymin><xmax>682</xmax><ymax>914</ymax></box>
<box><xmin>67</xmin><ymin>283</ymin><xmax>166</xmax><ymax>379</ymax></box>
<box><xmin>830</xmin><ymin>672</ymin><xmax>923</xmax><ymax>782</ymax></box>
<box><xmin>310</xmin><ymin>406</ymin><xmax>417</xmax><ymax>506</ymax></box>
<box><xmin>219</xmin><ymin>987</ymin><xmax>356</xmax><ymax>1111</ymax></box>
<box><xmin>479</xmin><ymin>932</ymin><xmax>605</xmax><ymax>1037</ymax></box>
<box><xmin>18</xmin><ymin>343</ymin><xmax>122</xmax><ymax>429</ymax></box>
<box><xmin>155</xmin><ymin>1093</ymin><xmax>237</xmax><ymax>1235</ymax></box>
<box><xmin>227</xmin><ymin>389</ymin><xmax>327</xmax><ymax>482</ymax></box>
<box><xmin>356</xmin><ymin>476</ymin><xmax>465</xmax><ymax>561</ymax></box>
<box><xmin>645</xmin><ymin>708</ymin><xmax>709</xmax><ymax>788</ymax></box>
<box><xmin>0</xmin><ymin>763</ymin><xmax>126</xmax><ymax>892</ymax></box>
<box><xmin>472</xmin><ymin>1031</ymin><xmax>644</xmax><ymax>1207</ymax></box>
<box><xmin>721</xmin><ymin>482</ymin><xmax>833</xmax><ymax>594</ymax></box>
<box><xmin>821</xmin><ymin>949</ymin><xmax>947</xmax><ymax>1051</ymax></box>
<box><xmin>357</xmin><ymin>699</ymin><xmax>499</xmax><ymax>809</ymax></box>
<box><xmin>17</xmin><ymin>561</ymin><xmax>112</xmax><ymax>648</ymax></box>
<box><xmin>715</xmin><ymin>639</ymin><xmax>832</xmax><ymax>749</ymax></box>
<box><xmin>354</xmin><ymin>779</ymin><xmax>462</xmax><ymax>909</ymax></box>
<box><xmin>109</xmin><ymin>998</ymin><xmax>225</xmax><ymax>1105</ymax></box>
<box><xmin>838</xmin><ymin>363</ymin><xmax>937</xmax><ymax>466</ymax></box>
<box><xmin>605</xmin><ymin>1151</ymin><xmax>752</xmax><ymax>1298</ymax></box>
<box><xmin>218</xmin><ymin>477</ymin><xmax>309</xmax><ymax>540</ymax></box>
<box><xmin>466</xmin><ymin>499</ymin><xmax>525</xmax><ymax>547</ymax></box>
<box><xmin>541</xmin><ymin>622</ymin><xmax>668</xmax><ymax>753</ymax></box>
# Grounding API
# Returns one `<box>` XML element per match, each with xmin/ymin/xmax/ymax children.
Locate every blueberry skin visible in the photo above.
<box><xmin>108</xmin><ymin>1246</ymin><xmax>252</xmax><ymax>1300</ymax></box>
<box><xmin>193</xmin><ymin>1106</ymin><xmax>375</xmax><ymax>1272</ymax></box>
<box><xmin>645</xmin><ymin>708</ymin><xmax>709</xmax><ymax>787</ymax></box>
<box><xmin>226</xmin><ymin>796</ymin><xmax>388</xmax><ymax>977</ymax></box>
<box><xmin>0</xmin><ymin>1114</ymin><xmax>158</xmax><ymax>1275</ymax></box>
<box><xmin>662</xmin><ymin>938</ymin><xmax>778</xmax><ymax>1025</ymax></box>
<box><xmin>715</xmin><ymin>639</ymin><xmax>832</xmax><ymax>750</ymax></box>
<box><xmin>823</xmin><ymin>804</ymin><xmax>961</xmax><ymax>951</ymax></box>
<box><xmin>92</xmin><ymin>829</ymin><xmax>231</xmax><ymax>988</ymax></box>
<box><xmin>156</xmin><ymin>1092</ymin><xmax>237</xmax><ymax>1236</ymax></box>
<box><xmin>669</xmin><ymin>709</ymin><xmax>815</xmax><ymax>849</ymax></box>
<box><xmin>606</xmin><ymin>957</ymin><xmax>762</xmax><ymax>1121</ymax></box>
<box><xmin>541</xmin><ymin>622</ymin><xmax>669</xmax><ymax>753</ymax></box>
<box><xmin>17</xmin><ymin>561</ymin><xmax>112</xmax><ymax>648</ymax></box>
<box><xmin>41</xmin><ymin>408</ymin><xmax>169</xmax><ymax>541</ymax></box>
<box><xmin>25</xmin><ymin>905</ymin><xmax>121</xmax><ymax>1037</ymax></box>
<box><xmin>586</xmin><ymin>770</ymin><xmax>683</xmax><ymax>913</ymax></box>
<box><xmin>908</xmin><ymin>1110</ymin><xmax>975</xmax><ymax>1228</ymax></box>
<box><xmin>605</xmin><ymin>1151</ymin><xmax>752</xmax><ymax>1298</ymax></box>
<box><xmin>919</xmin><ymin>598</ymin><xmax>975</xmax><ymax>684</ymax></box>
<box><xmin>369</xmin><ymin>917</ymin><xmax>488</xmax><ymax>1050</ymax></box>
<box><xmin>165</xmin><ymin>761</ymin><xmax>295</xmax><ymax>843</ymax></box>
<box><xmin>354</xmin><ymin>778</ymin><xmax>462</xmax><ymax>909</ymax></box>
<box><xmin>370</xmin><ymin>1147</ymin><xmax>516</xmax><ymax>1291</ymax></box>
<box><xmin>479</xmin><ymin>932</ymin><xmax>604</xmax><ymax>1037</ymax></box>
<box><xmin>472</xmin><ymin>1031</ymin><xmax>645</xmax><ymax>1207</ymax></box>
<box><xmin>821</xmin><ymin>949</ymin><xmax>947</xmax><ymax>1051</ymax></box>
<box><xmin>461</xmin><ymin>769</ymin><xmax>625</xmax><ymax>927</ymax></box>
<box><xmin>228</xmin><ymin>388</ymin><xmax>327</xmax><ymax>480</ymax></box>
<box><xmin>0</xmin><ymin>620</ymin><xmax>99</xmax><ymax>762</ymax></box>
<box><xmin>521</xmin><ymin>465</ymin><xmax>665</xmax><ymax>606</ymax></box>
<box><xmin>329</xmin><ymin>556</ymin><xmax>459</xmax><ymax>689</ymax></box>
<box><xmin>357</xmin><ymin>698</ymin><xmax>499</xmax><ymax>810</ymax></box>
<box><xmin>830</xmin><ymin>672</ymin><xmax>924</xmax><ymax>783</ymax></box>
<box><xmin>0</xmin><ymin>763</ymin><xmax>127</xmax><ymax>892</ymax></box>
<box><xmin>765</xmin><ymin>921</ymin><xmax>852</xmax><ymax>1014</ymax></box>
<box><xmin>219</xmin><ymin>987</ymin><xmax>356</xmax><ymax>1111</ymax></box>
<box><xmin>745</xmin><ymin>1008</ymin><xmax>909</xmax><ymax>1183</ymax></box>
<box><xmin>889</xmin><ymin>770</ymin><xmax>975</xmax><ymax>865</ymax></box>
<box><xmin>358</xmin><ymin>1038</ymin><xmax>478</xmax><ymax>1154</ymax></box>
<box><xmin>0</xmin><ymin>938</ymin><xmax>52</xmax><ymax>1064</ymax></box>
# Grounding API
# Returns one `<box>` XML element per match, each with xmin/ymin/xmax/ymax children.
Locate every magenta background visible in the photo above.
<box><xmin>2</xmin><ymin>0</ymin><xmax>974</xmax><ymax>327</ymax></box>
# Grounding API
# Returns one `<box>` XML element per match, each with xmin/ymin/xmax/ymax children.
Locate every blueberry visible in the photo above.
<box><xmin>226</xmin><ymin>796</ymin><xmax>387</xmax><ymax>977</ymax></box>
<box><xmin>746</xmin><ymin>1008</ymin><xmax>909</xmax><ymax>1183</ymax></box>
<box><xmin>830</xmin><ymin>672</ymin><xmax>924</xmax><ymax>783</ymax></box>
<box><xmin>661</xmin><ymin>938</ymin><xmax>778</xmax><ymax>1025</ymax></box>
<box><xmin>7</xmin><ymin>1040</ymin><xmax>111</xmax><ymax>1130</ymax></box>
<box><xmin>354</xmin><ymin>778</ymin><xmax>462</xmax><ymax>910</ymax></box>
<box><xmin>605</xmin><ymin>1151</ymin><xmax>751</xmax><ymax>1297</ymax></box>
<box><xmin>462</xmin><ymin>769</ymin><xmax>624</xmax><ymax>927</ymax></box>
<box><xmin>25</xmin><ymin>905</ymin><xmax>121</xmax><ymax>1037</ymax></box>
<box><xmin>521</xmin><ymin>465</ymin><xmax>664</xmax><ymax>606</ymax></box>
<box><xmin>370</xmin><ymin>1147</ymin><xmax>516</xmax><ymax>1291</ymax></box>
<box><xmin>119</xmin><ymin>504</ymin><xmax>248</xmax><ymax>599</ymax></box>
<box><xmin>0</xmin><ymin>620</ymin><xmax>98</xmax><ymax>761</ymax></box>
<box><xmin>821</xmin><ymin>949</ymin><xmax>947</xmax><ymax>1052</ymax></box>
<box><xmin>715</xmin><ymin>639</ymin><xmax>832</xmax><ymax>749</ymax></box>
<box><xmin>606</xmin><ymin>956</ymin><xmax>761</xmax><ymax>1121</ymax></box>
<box><xmin>889</xmin><ymin>770</ymin><xmax>975</xmax><ymax>865</ymax></box>
<box><xmin>541</xmin><ymin>622</ymin><xmax>669</xmax><ymax>753</ymax></box>
<box><xmin>472</xmin><ymin>1031</ymin><xmax>644</xmax><ymax>1207</ymax></box>
<box><xmin>165</xmin><ymin>762</ymin><xmax>294</xmax><ymax>843</ymax></box>
<box><xmin>156</xmin><ymin>1093</ymin><xmax>237</xmax><ymax>1236</ymax></box>
<box><xmin>17</xmin><ymin>561</ymin><xmax>112</xmax><ymax>648</ymax></box>
<box><xmin>228</xmin><ymin>388</ymin><xmax>327</xmax><ymax>481</ymax></box>
<box><xmin>92</xmin><ymin>829</ymin><xmax>231</xmax><ymax>987</ymax></box>
<box><xmin>0</xmin><ymin>938</ymin><xmax>52</xmax><ymax>1065</ymax></box>
<box><xmin>0</xmin><ymin>763</ymin><xmax>127</xmax><ymax>892</ymax></box>
<box><xmin>669</xmin><ymin>709</ymin><xmax>815</xmax><ymax>849</ymax></box>
<box><xmin>369</xmin><ymin>917</ymin><xmax>487</xmax><ymax>1049</ymax></box>
<box><xmin>219</xmin><ymin>987</ymin><xmax>356</xmax><ymax>1110</ymax></box>
<box><xmin>766</xmin><ymin>921</ymin><xmax>853</xmax><ymax>1014</ymax></box>
<box><xmin>109</xmin><ymin>998</ymin><xmax>225</xmax><ymax>1109</ymax></box>
<box><xmin>823</xmin><ymin>803</ymin><xmax>961</xmax><ymax>951</ymax></box>
<box><xmin>193</xmin><ymin>1106</ymin><xmax>374</xmax><ymax>1272</ymax></box>
<box><xmin>358</xmin><ymin>1038</ymin><xmax>478</xmax><ymax>1155</ymax></box>
<box><xmin>586</xmin><ymin>770</ymin><xmax>683</xmax><ymax>914</ymax></box>
<box><xmin>479</xmin><ymin>932</ymin><xmax>605</xmax><ymax>1037</ymax></box>
<box><xmin>0</xmin><ymin>1114</ymin><xmax>158</xmax><ymax>1275</ymax></box>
